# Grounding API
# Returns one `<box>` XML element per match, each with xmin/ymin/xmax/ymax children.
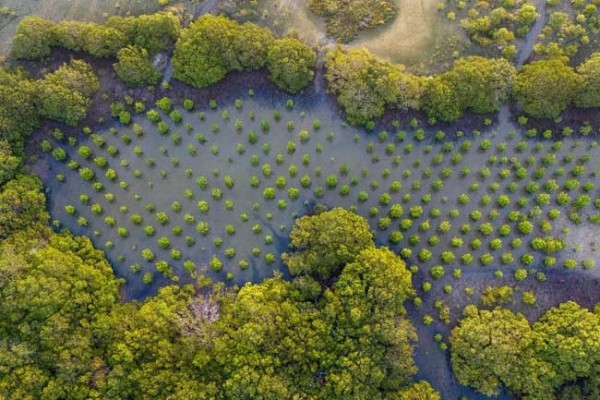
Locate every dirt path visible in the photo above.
<box><xmin>516</xmin><ymin>0</ymin><xmax>547</xmax><ymax>67</ymax></box>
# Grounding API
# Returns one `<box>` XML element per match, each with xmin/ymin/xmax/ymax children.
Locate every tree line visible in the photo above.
<box><xmin>325</xmin><ymin>48</ymin><xmax>600</xmax><ymax>125</ymax></box>
<box><xmin>11</xmin><ymin>13</ymin><xmax>317</xmax><ymax>93</ymax></box>
<box><xmin>12</xmin><ymin>12</ymin><xmax>600</xmax><ymax>127</ymax></box>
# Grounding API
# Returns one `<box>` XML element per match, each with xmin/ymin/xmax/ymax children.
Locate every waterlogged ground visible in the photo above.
<box><xmin>40</xmin><ymin>93</ymin><xmax>600</xmax><ymax>296</ymax></box>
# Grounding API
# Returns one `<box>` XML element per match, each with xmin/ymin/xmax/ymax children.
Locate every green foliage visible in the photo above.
<box><xmin>325</xmin><ymin>48</ymin><xmax>421</xmax><ymax>126</ymax></box>
<box><xmin>267</xmin><ymin>38</ymin><xmax>316</xmax><ymax>93</ymax></box>
<box><xmin>283</xmin><ymin>207</ymin><xmax>374</xmax><ymax>281</ymax></box>
<box><xmin>446</xmin><ymin>56</ymin><xmax>516</xmax><ymax>114</ymax></box>
<box><xmin>13</xmin><ymin>13</ymin><xmax>180</xmax><ymax>60</ymax></box>
<box><xmin>393</xmin><ymin>381</ymin><xmax>441</xmax><ymax>399</ymax></box>
<box><xmin>11</xmin><ymin>15</ymin><xmax>57</xmax><ymax>59</ymax></box>
<box><xmin>0</xmin><ymin>142</ymin><xmax>22</xmax><ymax>186</ymax></box>
<box><xmin>173</xmin><ymin>15</ymin><xmax>312</xmax><ymax>91</ymax></box>
<box><xmin>423</xmin><ymin>56</ymin><xmax>516</xmax><ymax>121</ymax></box>
<box><xmin>0</xmin><ymin>175</ymin><xmax>48</xmax><ymax>239</ymax></box>
<box><xmin>309</xmin><ymin>0</ymin><xmax>397</xmax><ymax>42</ymax></box>
<box><xmin>450</xmin><ymin>306</ymin><xmax>534</xmax><ymax>397</ymax></box>
<box><xmin>36</xmin><ymin>60</ymin><xmax>99</xmax><ymax>126</ymax></box>
<box><xmin>105</xmin><ymin>12</ymin><xmax>181</xmax><ymax>54</ymax></box>
<box><xmin>574</xmin><ymin>53</ymin><xmax>600</xmax><ymax>108</ymax></box>
<box><xmin>450</xmin><ymin>302</ymin><xmax>600</xmax><ymax>398</ymax></box>
<box><xmin>513</xmin><ymin>59</ymin><xmax>583</xmax><ymax>119</ymax></box>
<box><xmin>0</xmin><ymin>231</ymin><xmax>121</xmax><ymax>398</ymax></box>
<box><xmin>114</xmin><ymin>45</ymin><xmax>160</xmax><ymax>88</ymax></box>
<box><xmin>0</xmin><ymin>68</ymin><xmax>39</xmax><ymax>151</ymax></box>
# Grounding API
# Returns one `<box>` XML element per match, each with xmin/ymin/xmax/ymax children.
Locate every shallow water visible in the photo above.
<box><xmin>41</xmin><ymin>91</ymin><xmax>600</xmax><ymax>301</ymax></box>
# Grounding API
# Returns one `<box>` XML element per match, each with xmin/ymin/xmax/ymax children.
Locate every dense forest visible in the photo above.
<box><xmin>0</xmin><ymin>3</ymin><xmax>599</xmax><ymax>399</ymax></box>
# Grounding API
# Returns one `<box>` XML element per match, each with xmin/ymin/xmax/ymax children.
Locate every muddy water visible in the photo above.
<box><xmin>42</xmin><ymin>90</ymin><xmax>600</xmax><ymax>296</ymax></box>
<box><xmin>39</xmin><ymin>88</ymin><xmax>600</xmax><ymax>398</ymax></box>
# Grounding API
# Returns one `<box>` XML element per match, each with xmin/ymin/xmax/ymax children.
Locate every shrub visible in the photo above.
<box><xmin>441</xmin><ymin>251</ymin><xmax>455</xmax><ymax>264</ymax></box>
<box><xmin>563</xmin><ymin>258</ymin><xmax>577</xmax><ymax>269</ymax></box>
<box><xmin>210</xmin><ymin>255</ymin><xmax>223</xmax><ymax>272</ymax></box>
<box><xmin>430</xmin><ymin>266</ymin><xmax>445</xmax><ymax>279</ymax></box>
<box><xmin>514</xmin><ymin>268</ymin><xmax>528</xmax><ymax>281</ymax></box>
<box><xmin>320</xmin><ymin>173</ymin><xmax>337</xmax><ymax>189</ymax></box>
<box><xmin>418</xmin><ymin>249</ymin><xmax>432</xmax><ymax>262</ymax></box>
<box><xmin>156</xmin><ymin>212</ymin><xmax>169</xmax><ymax>225</ymax></box>
<box><xmin>157</xmin><ymin>236</ymin><xmax>170</xmax><ymax>249</ymax></box>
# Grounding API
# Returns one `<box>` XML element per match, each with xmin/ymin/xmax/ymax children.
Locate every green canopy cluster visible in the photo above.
<box><xmin>0</xmin><ymin>60</ymin><xmax>98</xmax><ymax>153</ymax></box>
<box><xmin>326</xmin><ymin>47</ymin><xmax>600</xmax><ymax>125</ymax></box>
<box><xmin>450</xmin><ymin>302</ymin><xmax>600</xmax><ymax>398</ymax></box>
<box><xmin>12</xmin><ymin>12</ymin><xmax>180</xmax><ymax>60</ymax></box>
<box><xmin>173</xmin><ymin>15</ymin><xmax>316</xmax><ymax>93</ymax></box>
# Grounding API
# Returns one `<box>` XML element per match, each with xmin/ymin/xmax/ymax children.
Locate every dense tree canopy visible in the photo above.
<box><xmin>36</xmin><ymin>60</ymin><xmax>99</xmax><ymax>126</ymax></box>
<box><xmin>0</xmin><ymin>141</ymin><xmax>21</xmax><ymax>187</ymax></box>
<box><xmin>13</xmin><ymin>13</ymin><xmax>180</xmax><ymax>61</ymax></box>
<box><xmin>114</xmin><ymin>45</ymin><xmax>161</xmax><ymax>88</ymax></box>
<box><xmin>391</xmin><ymin>381</ymin><xmax>442</xmax><ymax>400</ymax></box>
<box><xmin>326</xmin><ymin>49</ymin><xmax>519</xmax><ymax>125</ymax></box>
<box><xmin>0</xmin><ymin>230</ymin><xmax>120</xmax><ymax>399</ymax></box>
<box><xmin>450</xmin><ymin>302</ymin><xmax>600</xmax><ymax>398</ymax></box>
<box><xmin>210</xmin><ymin>276</ymin><xmax>325</xmax><ymax>398</ymax></box>
<box><xmin>574</xmin><ymin>53</ymin><xmax>600</xmax><ymax>108</ymax></box>
<box><xmin>420</xmin><ymin>76</ymin><xmax>463</xmax><ymax>122</ymax></box>
<box><xmin>532</xmin><ymin>301</ymin><xmax>600</xmax><ymax>386</ymax></box>
<box><xmin>173</xmin><ymin>15</ymin><xmax>314</xmax><ymax>92</ymax></box>
<box><xmin>105</xmin><ymin>12</ymin><xmax>181</xmax><ymax>55</ymax></box>
<box><xmin>283</xmin><ymin>207</ymin><xmax>374</xmax><ymax>281</ymax></box>
<box><xmin>422</xmin><ymin>56</ymin><xmax>516</xmax><ymax>121</ymax></box>
<box><xmin>0</xmin><ymin>175</ymin><xmax>48</xmax><ymax>239</ymax></box>
<box><xmin>0</xmin><ymin>68</ymin><xmax>39</xmax><ymax>151</ymax></box>
<box><xmin>449</xmin><ymin>305</ymin><xmax>535</xmax><ymax>397</ymax></box>
<box><xmin>512</xmin><ymin>58</ymin><xmax>583</xmax><ymax>119</ymax></box>
<box><xmin>446</xmin><ymin>56</ymin><xmax>516</xmax><ymax>114</ymax></box>
<box><xmin>11</xmin><ymin>15</ymin><xmax>57</xmax><ymax>60</ymax></box>
<box><xmin>0</xmin><ymin>203</ymin><xmax>427</xmax><ymax>399</ymax></box>
<box><xmin>267</xmin><ymin>38</ymin><xmax>316</xmax><ymax>93</ymax></box>
<box><xmin>173</xmin><ymin>15</ymin><xmax>236</xmax><ymax>88</ymax></box>
<box><xmin>325</xmin><ymin>48</ymin><xmax>421</xmax><ymax>125</ymax></box>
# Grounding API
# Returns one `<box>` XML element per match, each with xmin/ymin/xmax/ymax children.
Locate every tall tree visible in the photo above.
<box><xmin>0</xmin><ymin>68</ymin><xmax>39</xmax><ymax>151</ymax></box>
<box><xmin>283</xmin><ymin>207</ymin><xmax>374</xmax><ymax>282</ymax></box>
<box><xmin>447</xmin><ymin>56</ymin><xmax>516</xmax><ymax>114</ymax></box>
<box><xmin>512</xmin><ymin>59</ymin><xmax>583</xmax><ymax>118</ymax></box>
<box><xmin>574</xmin><ymin>52</ymin><xmax>600</xmax><ymax>108</ymax></box>
<box><xmin>449</xmin><ymin>305</ymin><xmax>536</xmax><ymax>397</ymax></box>
<box><xmin>114</xmin><ymin>45</ymin><xmax>161</xmax><ymax>88</ymax></box>
<box><xmin>11</xmin><ymin>16</ymin><xmax>57</xmax><ymax>60</ymax></box>
<box><xmin>267</xmin><ymin>38</ymin><xmax>316</xmax><ymax>93</ymax></box>
<box><xmin>532</xmin><ymin>301</ymin><xmax>600</xmax><ymax>386</ymax></box>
